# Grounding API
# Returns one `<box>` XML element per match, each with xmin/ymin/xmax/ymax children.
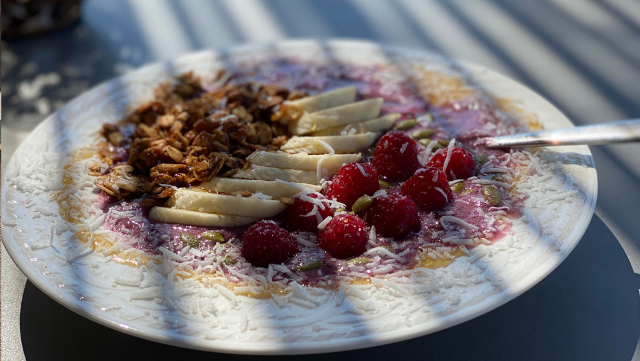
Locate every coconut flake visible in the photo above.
<box><xmin>434</xmin><ymin>187</ymin><xmax>448</xmax><ymax>203</ymax></box>
<box><xmin>317</xmin><ymin>216</ymin><xmax>333</xmax><ymax>230</ymax></box>
<box><xmin>442</xmin><ymin>138</ymin><xmax>456</xmax><ymax>175</ymax></box>
<box><xmin>440</xmin><ymin>216</ymin><xmax>479</xmax><ymax>231</ymax></box>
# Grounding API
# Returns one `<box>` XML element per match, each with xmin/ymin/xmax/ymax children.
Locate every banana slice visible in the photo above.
<box><xmin>231</xmin><ymin>165</ymin><xmax>320</xmax><ymax>184</ymax></box>
<box><xmin>166</xmin><ymin>189</ymin><xmax>287</xmax><ymax>218</ymax></box>
<box><xmin>281</xmin><ymin>133</ymin><xmax>380</xmax><ymax>154</ymax></box>
<box><xmin>311</xmin><ymin>113</ymin><xmax>399</xmax><ymax>136</ymax></box>
<box><xmin>200</xmin><ymin>177</ymin><xmax>321</xmax><ymax>198</ymax></box>
<box><xmin>149</xmin><ymin>207</ymin><xmax>259</xmax><ymax>227</ymax></box>
<box><xmin>247</xmin><ymin>151</ymin><xmax>361</xmax><ymax>172</ymax></box>
<box><xmin>290</xmin><ymin>98</ymin><xmax>383</xmax><ymax>135</ymax></box>
<box><xmin>283</xmin><ymin>86</ymin><xmax>357</xmax><ymax>122</ymax></box>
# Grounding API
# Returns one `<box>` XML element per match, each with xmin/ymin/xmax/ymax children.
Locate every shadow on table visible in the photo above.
<box><xmin>20</xmin><ymin>215</ymin><xmax>638</xmax><ymax>361</ymax></box>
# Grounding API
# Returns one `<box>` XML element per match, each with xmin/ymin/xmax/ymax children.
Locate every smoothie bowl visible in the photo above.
<box><xmin>1</xmin><ymin>40</ymin><xmax>596</xmax><ymax>354</ymax></box>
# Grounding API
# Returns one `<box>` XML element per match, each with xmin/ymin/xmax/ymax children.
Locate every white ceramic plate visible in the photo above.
<box><xmin>1</xmin><ymin>40</ymin><xmax>597</xmax><ymax>354</ymax></box>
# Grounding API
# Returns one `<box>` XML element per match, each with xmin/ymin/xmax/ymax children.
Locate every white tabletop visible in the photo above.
<box><xmin>3</xmin><ymin>0</ymin><xmax>640</xmax><ymax>359</ymax></box>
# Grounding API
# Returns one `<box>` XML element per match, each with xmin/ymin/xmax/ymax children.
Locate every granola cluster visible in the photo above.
<box><xmin>92</xmin><ymin>72</ymin><xmax>307</xmax><ymax>199</ymax></box>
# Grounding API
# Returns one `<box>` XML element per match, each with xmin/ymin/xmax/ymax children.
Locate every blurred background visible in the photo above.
<box><xmin>2</xmin><ymin>0</ymin><xmax>640</xmax><ymax>360</ymax></box>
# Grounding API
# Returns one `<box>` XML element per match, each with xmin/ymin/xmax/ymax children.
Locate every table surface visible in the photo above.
<box><xmin>2</xmin><ymin>0</ymin><xmax>640</xmax><ymax>360</ymax></box>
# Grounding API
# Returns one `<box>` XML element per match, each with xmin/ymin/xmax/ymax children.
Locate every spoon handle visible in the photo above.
<box><xmin>485</xmin><ymin>119</ymin><xmax>640</xmax><ymax>148</ymax></box>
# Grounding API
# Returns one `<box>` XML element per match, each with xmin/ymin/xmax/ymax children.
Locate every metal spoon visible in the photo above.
<box><xmin>485</xmin><ymin>119</ymin><xmax>640</xmax><ymax>148</ymax></box>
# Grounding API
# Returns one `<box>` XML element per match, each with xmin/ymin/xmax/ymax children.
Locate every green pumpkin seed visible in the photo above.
<box><xmin>419</xmin><ymin>139</ymin><xmax>444</xmax><ymax>151</ymax></box>
<box><xmin>352</xmin><ymin>195</ymin><xmax>374</xmax><ymax>214</ymax></box>
<box><xmin>410</xmin><ymin>128</ymin><xmax>436</xmax><ymax>140</ymax></box>
<box><xmin>460</xmin><ymin>188</ymin><xmax>475</xmax><ymax>197</ymax></box>
<box><xmin>222</xmin><ymin>256</ymin><xmax>236</xmax><ymax>266</ymax></box>
<box><xmin>200</xmin><ymin>230</ymin><xmax>226</xmax><ymax>243</ymax></box>
<box><xmin>395</xmin><ymin>118</ymin><xmax>418</xmax><ymax>130</ymax></box>
<box><xmin>437</xmin><ymin>138</ymin><xmax>450</xmax><ymax>147</ymax></box>
<box><xmin>474</xmin><ymin>153</ymin><xmax>489</xmax><ymax>165</ymax></box>
<box><xmin>450</xmin><ymin>182</ymin><xmax>465</xmax><ymax>193</ymax></box>
<box><xmin>180</xmin><ymin>233</ymin><xmax>199</xmax><ymax>248</ymax></box>
<box><xmin>420</xmin><ymin>113</ymin><xmax>435</xmax><ymax>122</ymax></box>
<box><xmin>345</xmin><ymin>257</ymin><xmax>372</xmax><ymax>266</ymax></box>
<box><xmin>293</xmin><ymin>260</ymin><xmax>325</xmax><ymax>271</ymax></box>
<box><xmin>379</xmin><ymin>180</ymin><xmax>392</xmax><ymax>188</ymax></box>
<box><xmin>491</xmin><ymin>173</ymin><xmax>504</xmax><ymax>182</ymax></box>
<box><xmin>482</xmin><ymin>186</ymin><xmax>502</xmax><ymax>206</ymax></box>
<box><xmin>382</xmin><ymin>246</ymin><xmax>395</xmax><ymax>253</ymax></box>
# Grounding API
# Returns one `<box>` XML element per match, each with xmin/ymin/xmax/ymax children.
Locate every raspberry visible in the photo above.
<box><xmin>318</xmin><ymin>213</ymin><xmax>368</xmax><ymax>259</ymax></box>
<box><xmin>401</xmin><ymin>167</ymin><xmax>453</xmax><ymax>211</ymax></box>
<box><xmin>366</xmin><ymin>194</ymin><xmax>421</xmax><ymax>238</ymax></box>
<box><xmin>324</xmin><ymin>163</ymin><xmax>379</xmax><ymax>210</ymax></box>
<box><xmin>241</xmin><ymin>221</ymin><xmax>298</xmax><ymax>267</ymax></box>
<box><xmin>426</xmin><ymin>146</ymin><xmax>476</xmax><ymax>180</ymax></box>
<box><xmin>372</xmin><ymin>131</ymin><xmax>421</xmax><ymax>181</ymax></box>
<box><xmin>284</xmin><ymin>193</ymin><xmax>333</xmax><ymax>232</ymax></box>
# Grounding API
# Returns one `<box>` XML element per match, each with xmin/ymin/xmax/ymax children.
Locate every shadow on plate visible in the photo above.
<box><xmin>20</xmin><ymin>215</ymin><xmax>638</xmax><ymax>361</ymax></box>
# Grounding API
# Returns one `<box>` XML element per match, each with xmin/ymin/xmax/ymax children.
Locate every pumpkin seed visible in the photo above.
<box><xmin>482</xmin><ymin>186</ymin><xmax>502</xmax><ymax>206</ymax></box>
<box><xmin>222</xmin><ymin>256</ymin><xmax>236</xmax><ymax>266</ymax></box>
<box><xmin>491</xmin><ymin>173</ymin><xmax>504</xmax><ymax>182</ymax></box>
<box><xmin>451</xmin><ymin>182</ymin><xmax>465</xmax><ymax>193</ymax></box>
<box><xmin>395</xmin><ymin>118</ymin><xmax>418</xmax><ymax>130</ymax></box>
<box><xmin>345</xmin><ymin>257</ymin><xmax>372</xmax><ymax>266</ymax></box>
<box><xmin>410</xmin><ymin>128</ymin><xmax>435</xmax><ymax>140</ymax></box>
<box><xmin>382</xmin><ymin>246</ymin><xmax>395</xmax><ymax>253</ymax></box>
<box><xmin>418</xmin><ymin>138</ymin><xmax>431</xmax><ymax>147</ymax></box>
<box><xmin>474</xmin><ymin>153</ymin><xmax>489</xmax><ymax>165</ymax></box>
<box><xmin>293</xmin><ymin>260</ymin><xmax>325</xmax><ymax>271</ymax></box>
<box><xmin>420</xmin><ymin>113</ymin><xmax>435</xmax><ymax>122</ymax></box>
<box><xmin>460</xmin><ymin>188</ymin><xmax>475</xmax><ymax>197</ymax></box>
<box><xmin>379</xmin><ymin>180</ymin><xmax>392</xmax><ymax>188</ymax></box>
<box><xmin>352</xmin><ymin>195</ymin><xmax>374</xmax><ymax>214</ymax></box>
<box><xmin>437</xmin><ymin>138</ymin><xmax>450</xmax><ymax>147</ymax></box>
<box><xmin>201</xmin><ymin>231</ymin><xmax>226</xmax><ymax>243</ymax></box>
<box><xmin>180</xmin><ymin>233</ymin><xmax>199</xmax><ymax>248</ymax></box>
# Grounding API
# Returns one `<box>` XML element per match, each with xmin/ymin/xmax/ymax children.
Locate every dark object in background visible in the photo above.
<box><xmin>1</xmin><ymin>0</ymin><xmax>82</xmax><ymax>39</ymax></box>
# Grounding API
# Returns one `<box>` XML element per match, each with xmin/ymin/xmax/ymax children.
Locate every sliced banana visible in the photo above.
<box><xmin>149</xmin><ymin>207</ymin><xmax>259</xmax><ymax>227</ymax></box>
<box><xmin>281</xmin><ymin>133</ymin><xmax>380</xmax><ymax>154</ymax></box>
<box><xmin>166</xmin><ymin>189</ymin><xmax>287</xmax><ymax>218</ymax></box>
<box><xmin>247</xmin><ymin>151</ymin><xmax>361</xmax><ymax>172</ymax></box>
<box><xmin>200</xmin><ymin>177</ymin><xmax>321</xmax><ymax>198</ymax></box>
<box><xmin>290</xmin><ymin>98</ymin><xmax>383</xmax><ymax>135</ymax></box>
<box><xmin>310</xmin><ymin>113</ymin><xmax>399</xmax><ymax>136</ymax></box>
<box><xmin>231</xmin><ymin>165</ymin><xmax>320</xmax><ymax>184</ymax></box>
<box><xmin>282</xmin><ymin>86</ymin><xmax>357</xmax><ymax>122</ymax></box>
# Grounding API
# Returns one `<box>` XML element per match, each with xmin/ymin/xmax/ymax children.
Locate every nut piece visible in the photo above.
<box><xmin>165</xmin><ymin>145</ymin><xmax>183</xmax><ymax>163</ymax></box>
<box><xmin>280</xmin><ymin>196</ymin><xmax>295</xmax><ymax>205</ymax></box>
<box><xmin>378</xmin><ymin>180</ymin><xmax>392</xmax><ymax>188</ymax></box>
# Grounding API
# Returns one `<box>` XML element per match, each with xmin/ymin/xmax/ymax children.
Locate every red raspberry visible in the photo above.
<box><xmin>372</xmin><ymin>131</ymin><xmax>421</xmax><ymax>181</ymax></box>
<box><xmin>284</xmin><ymin>193</ymin><xmax>333</xmax><ymax>232</ymax></box>
<box><xmin>401</xmin><ymin>167</ymin><xmax>453</xmax><ymax>211</ymax></box>
<box><xmin>426</xmin><ymin>146</ymin><xmax>476</xmax><ymax>180</ymax></box>
<box><xmin>366</xmin><ymin>194</ymin><xmax>421</xmax><ymax>238</ymax></box>
<box><xmin>324</xmin><ymin>163</ymin><xmax>379</xmax><ymax>210</ymax></box>
<box><xmin>318</xmin><ymin>213</ymin><xmax>368</xmax><ymax>259</ymax></box>
<box><xmin>241</xmin><ymin>221</ymin><xmax>298</xmax><ymax>267</ymax></box>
